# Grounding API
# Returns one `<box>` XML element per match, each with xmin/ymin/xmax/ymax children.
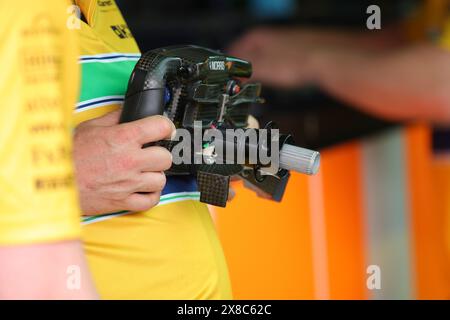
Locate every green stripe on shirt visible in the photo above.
<box><xmin>79</xmin><ymin>60</ymin><xmax>137</xmax><ymax>103</ymax></box>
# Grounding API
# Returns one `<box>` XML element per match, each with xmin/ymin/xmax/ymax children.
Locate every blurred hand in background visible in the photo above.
<box><xmin>229</xmin><ymin>27</ymin><xmax>450</xmax><ymax>125</ymax></box>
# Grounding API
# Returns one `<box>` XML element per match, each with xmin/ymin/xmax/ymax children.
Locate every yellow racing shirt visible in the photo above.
<box><xmin>0</xmin><ymin>0</ymin><xmax>81</xmax><ymax>245</ymax></box>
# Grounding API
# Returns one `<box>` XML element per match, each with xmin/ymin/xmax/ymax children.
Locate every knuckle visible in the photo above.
<box><xmin>113</xmin><ymin>125</ymin><xmax>142</xmax><ymax>145</ymax></box>
<box><xmin>129</xmin><ymin>193</ymin><xmax>160</xmax><ymax>212</ymax></box>
<box><xmin>155</xmin><ymin>173</ymin><xmax>167</xmax><ymax>191</ymax></box>
<box><xmin>113</xmin><ymin>153</ymin><xmax>137</xmax><ymax>172</ymax></box>
<box><xmin>153</xmin><ymin>116</ymin><xmax>174</xmax><ymax>137</ymax></box>
<box><xmin>147</xmin><ymin>146</ymin><xmax>172</xmax><ymax>170</ymax></box>
<box><xmin>125</xmin><ymin>197</ymin><xmax>145</xmax><ymax>212</ymax></box>
<box><xmin>149</xmin><ymin>192</ymin><xmax>161</xmax><ymax>207</ymax></box>
<box><xmin>143</xmin><ymin>172</ymin><xmax>166</xmax><ymax>192</ymax></box>
<box><xmin>159</xmin><ymin>148</ymin><xmax>173</xmax><ymax>170</ymax></box>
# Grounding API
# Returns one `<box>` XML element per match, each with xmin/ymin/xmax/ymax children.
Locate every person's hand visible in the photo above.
<box><xmin>73</xmin><ymin>110</ymin><xmax>175</xmax><ymax>215</ymax></box>
<box><xmin>228</xmin><ymin>27</ymin><xmax>319</xmax><ymax>88</ymax></box>
<box><xmin>229</xmin><ymin>27</ymin><xmax>404</xmax><ymax>89</ymax></box>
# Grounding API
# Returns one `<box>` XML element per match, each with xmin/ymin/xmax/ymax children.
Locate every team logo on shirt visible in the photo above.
<box><xmin>98</xmin><ymin>0</ymin><xmax>113</xmax><ymax>6</ymax></box>
<box><xmin>110</xmin><ymin>24</ymin><xmax>133</xmax><ymax>39</ymax></box>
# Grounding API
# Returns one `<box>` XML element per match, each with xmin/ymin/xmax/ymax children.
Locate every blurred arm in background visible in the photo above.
<box><xmin>229</xmin><ymin>27</ymin><xmax>450</xmax><ymax>125</ymax></box>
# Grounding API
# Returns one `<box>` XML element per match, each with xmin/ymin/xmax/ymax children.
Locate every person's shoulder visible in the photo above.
<box><xmin>0</xmin><ymin>0</ymin><xmax>72</xmax><ymax>30</ymax></box>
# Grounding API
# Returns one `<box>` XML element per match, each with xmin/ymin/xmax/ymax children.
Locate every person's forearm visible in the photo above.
<box><xmin>298</xmin><ymin>26</ymin><xmax>406</xmax><ymax>51</ymax></box>
<box><xmin>0</xmin><ymin>240</ymin><xmax>98</xmax><ymax>299</ymax></box>
<box><xmin>310</xmin><ymin>44</ymin><xmax>450</xmax><ymax>124</ymax></box>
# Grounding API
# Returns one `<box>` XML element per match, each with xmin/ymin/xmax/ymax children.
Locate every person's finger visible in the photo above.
<box><xmin>124</xmin><ymin>192</ymin><xmax>161</xmax><ymax>212</ymax></box>
<box><xmin>247</xmin><ymin>115</ymin><xmax>260</xmax><ymax>129</ymax></box>
<box><xmin>133</xmin><ymin>172</ymin><xmax>167</xmax><ymax>193</ymax></box>
<box><xmin>119</xmin><ymin>115</ymin><xmax>176</xmax><ymax>145</ymax></box>
<box><xmin>136</xmin><ymin>146</ymin><xmax>173</xmax><ymax>172</ymax></box>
